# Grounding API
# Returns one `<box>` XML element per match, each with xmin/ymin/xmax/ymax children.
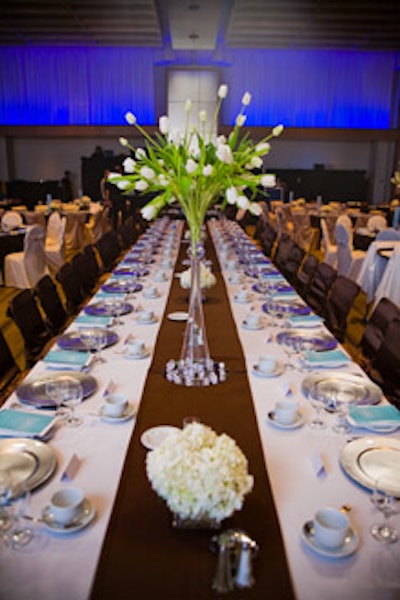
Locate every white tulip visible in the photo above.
<box><xmin>216</xmin><ymin>135</ymin><xmax>226</xmax><ymax>146</ymax></box>
<box><xmin>203</xmin><ymin>164</ymin><xmax>213</xmax><ymax>177</ymax></box>
<box><xmin>256</xmin><ymin>142</ymin><xmax>271</xmax><ymax>155</ymax></box>
<box><xmin>124</xmin><ymin>112</ymin><xmax>136</xmax><ymax>125</ymax></box>
<box><xmin>135</xmin><ymin>180</ymin><xmax>149</xmax><ymax>191</ymax></box>
<box><xmin>169</xmin><ymin>129</ymin><xmax>182</xmax><ymax>147</ymax></box>
<box><xmin>216</xmin><ymin>144</ymin><xmax>233</xmax><ymax>164</ymax></box>
<box><xmin>272</xmin><ymin>124</ymin><xmax>284</xmax><ymax>137</ymax></box>
<box><xmin>261</xmin><ymin>173</ymin><xmax>277</xmax><ymax>188</ymax></box>
<box><xmin>116</xmin><ymin>180</ymin><xmax>130</xmax><ymax>190</ymax></box>
<box><xmin>241</xmin><ymin>92</ymin><xmax>251</xmax><ymax>106</ymax></box>
<box><xmin>226</xmin><ymin>186</ymin><xmax>238</xmax><ymax>205</ymax></box>
<box><xmin>186</xmin><ymin>158</ymin><xmax>198</xmax><ymax>174</ymax></box>
<box><xmin>123</xmin><ymin>157</ymin><xmax>136</xmax><ymax>173</ymax></box>
<box><xmin>235</xmin><ymin>114</ymin><xmax>246</xmax><ymax>127</ymax></box>
<box><xmin>119</xmin><ymin>137</ymin><xmax>129</xmax><ymax>147</ymax></box>
<box><xmin>185</xmin><ymin>99</ymin><xmax>192</xmax><ymax>112</ymax></box>
<box><xmin>199</xmin><ymin>110</ymin><xmax>207</xmax><ymax>123</ymax></box>
<box><xmin>218</xmin><ymin>84</ymin><xmax>228</xmax><ymax>99</ymax></box>
<box><xmin>157</xmin><ymin>174</ymin><xmax>168</xmax><ymax>186</ymax></box>
<box><xmin>135</xmin><ymin>148</ymin><xmax>146</xmax><ymax>159</ymax></box>
<box><xmin>249</xmin><ymin>202</ymin><xmax>263</xmax><ymax>216</ymax></box>
<box><xmin>140</xmin><ymin>166</ymin><xmax>156</xmax><ymax>180</ymax></box>
<box><xmin>141</xmin><ymin>205</ymin><xmax>156</xmax><ymax>220</ymax></box>
<box><xmin>237</xmin><ymin>195</ymin><xmax>250</xmax><ymax>210</ymax></box>
<box><xmin>159</xmin><ymin>115</ymin><xmax>169</xmax><ymax>135</ymax></box>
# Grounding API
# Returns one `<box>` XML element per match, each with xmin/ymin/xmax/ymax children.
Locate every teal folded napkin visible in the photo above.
<box><xmin>43</xmin><ymin>349</ymin><xmax>92</xmax><ymax>370</ymax></box>
<box><xmin>0</xmin><ymin>409</ymin><xmax>56</xmax><ymax>438</ymax></box>
<box><xmin>288</xmin><ymin>314</ymin><xmax>323</xmax><ymax>327</ymax></box>
<box><xmin>94</xmin><ymin>291</ymin><xmax>125</xmax><ymax>301</ymax></box>
<box><xmin>305</xmin><ymin>348</ymin><xmax>351</xmax><ymax>367</ymax></box>
<box><xmin>347</xmin><ymin>405</ymin><xmax>400</xmax><ymax>429</ymax></box>
<box><xmin>271</xmin><ymin>291</ymin><xmax>298</xmax><ymax>301</ymax></box>
<box><xmin>76</xmin><ymin>314</ymin><xmax>112</xmax><ymax>327</ymax></box>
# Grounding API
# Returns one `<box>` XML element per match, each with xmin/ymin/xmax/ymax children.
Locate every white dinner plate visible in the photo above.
<box><xmin>167</xmin><ymin>311</ymin><xmax>188</xmax><ymax>322</ymax></box>
<box><xmin>140</xmin><ymin>425</ymin><xmax>180</xmax><ymax>450</ymax></box>
<box><xmin>41</xmin><ymin>499</ymin><xmax>95</xmax><ymax>534</ymax></box>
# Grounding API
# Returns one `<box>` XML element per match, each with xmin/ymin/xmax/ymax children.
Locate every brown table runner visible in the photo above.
<box><xmin>91</xmin><ymin>229</ymin><xmax>294</xmax><ymax>599</ymax></box>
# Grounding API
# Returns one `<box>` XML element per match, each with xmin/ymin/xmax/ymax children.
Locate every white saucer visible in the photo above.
<box><xmin>137</xmin><ymin>316</ymin><xmax>157</xmax><ymax>325</ymax></box>
<box><xmin>252</xmin><ymin>362</ymin><xmax>285</xmax><ymax>378</ymax></box>
<box><xmin>123</xmin><ymin>348</ymin><xmax>150</xmax><ymax>360</ymax></box>
<box><xmin>301</xmin><ymin>521</ymin><xmax>359</xmax><ymax>558</ymax></box>
<box><xmin>99</xmin><ymin>403</ymin><xmax>136</xmax><ymax>422</ymax></box>
<box><xmin>167</xmin><ymin>311</ymin><xmax>189</xmax><ymax>322</ymax></box>
<box><xmin>42</xmin><ymin>499</ymin><xmax>95</xmax><ymax>534</ymax></box>
<box><xmin>242</xmin><ymin>319</ymin><xmax>264</xmax><ymax>331</ymax></box>
<box><xmin>143</xmin><ymin>292</ymin><xmax>160</xmax><ymax>300</ymax></box>
<box><xmin>267</xmin><ymin>410</ymin><xmax>304</xmax><ymax>429</ymax></box>
<box><xmin>140</xmin><ymin>425</ymin><xmax>180</xmax><ymax>450</ymax></box>
<box><xmin>234</xmin><ymin>296</ymin><xmax>252</xmax><ymax>304</ymax></box>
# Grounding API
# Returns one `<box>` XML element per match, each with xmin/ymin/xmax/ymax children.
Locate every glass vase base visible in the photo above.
<box><xmin>165</xmin><ymin>359</ymin><xmax>227</xmax><ymax>387</ymax></box>
<box><xmin>172</xmin><ymin>513</ymin><xmax>221</xmax><ymax>530</ymax></box>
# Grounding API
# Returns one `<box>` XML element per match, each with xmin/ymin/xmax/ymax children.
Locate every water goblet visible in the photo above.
<box><xmin>0</xmin><ymin>468</ymin><xmax>13</xmax><ymax>536</ymax></box>
<box><xmin>9</xmin><ymin>486</ymin><xmax>34</xmax><ymax>549</ymax></box>
<box><xmin>308</xmin><ymin>382</ymin><xmax>327</xmax><ymax>430</ymax></box>
<box><xmin>92</xmin><ymin>328</ymin><xmax>107</xmax><ymax>363</ymax></box>
<box><xmin>330</xmin><ymin>390</ymin><xmax>351</xmax><ymax>435</ymax></box>
<box><xmin>45</xmin><ymin>378</ymin><xmax>68</xmax><ymax>420</ymax></box>
<box><xmin>370</xmin><ymin>479</ymin><xmax>399</xmax><ymax>544</ymax></box>
<box><xmin>61</xmin><ymin>378</ymin><xmax>84</xmax><ymax>427</ymax></box>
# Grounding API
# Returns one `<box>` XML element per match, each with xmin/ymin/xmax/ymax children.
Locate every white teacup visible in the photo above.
<box><xmin>274</xmin><ymin>399</ymin><xmax>299</xmax><ymax>425</ymax></box>
<box><xmin>245</xmin><ymin>312</ymin><xmax>261</xmax><ymax>328</ymax></box>
<box><xmin>103</xmin><ymin>393</ymin><xmax>128</xmax><ymax>417</ymax></box>
<box><xmin>50</xmin><ymin>487</ymin><xmax>84</xmax><ymax>525</ymax></box>
<box><xmin>230</xmin><ymin>272</ymin><xmax>243</xmax><ymax>284</ymax></box>
<box><xmin>126</xmin><ymin>339</ymin><xmax>145</xmax><ymax>357</ymax></box>
<box><xmin>236</xmin><ymin>289</ymin><xmax>250</xmax><ymax>302</ymax></box>
<box><xmin>313</xmin><ymin>507</ymin><xmax>349</xmax><ymax>549</ymax></box>
<box><xmin>161</xmin><ymin>259</ymin><xmax>172</xmax><ymax>269</ymax></box>
<box><xmin>258</xmin><ymin>355</ymin><xmax>277</xmax><ymax>374</ymax></box>
<box><xmin>144</xmin><ymin>286</ymin><xmax>158</xmax><ymax>298</ymax></box>
<box><xmin>137</xmin><ymin>309</ymin><xmax>154</xmax><ymax>323</ymax></box>
<box><xmin>153</xmin><ymin>270</ymin><xmax>166</xmax><ymax>282</ymax></box>
<box><xmin>225</xmin><ymin>259</ymin><xmax>237</xmax><ymax>270</ymax></box>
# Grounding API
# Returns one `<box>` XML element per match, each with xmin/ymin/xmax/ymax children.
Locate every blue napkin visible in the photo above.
<box><xmin>305</xmin><ymin>348</ymin><xmax>351</xmax><ymax>367</ymax></box>
<box><xmin>76</xmin><ymin>314</ymin><xmax>113</xmax><ymax>327</ymax></box>
<box><xmin>347</xmin><ymin>405</ymin><xmax>400</xmax><ymax>429</ymax></box>
<box><xmin>43</xmin><ymin>349</ymin><xmax>92</xmax><ymax>370</ymax></box>
<box><xmin>289</xmin><ymin>314</ymin><xmax>323</xmax><ymax>327</ymax></box>
<box><xmin>271</xmin><ymin>291</ymin><xmax>298</xmax><ymax>301</ymax></box>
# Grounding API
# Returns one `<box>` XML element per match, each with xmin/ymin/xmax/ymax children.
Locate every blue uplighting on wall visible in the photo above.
<box><xmin>0</xmin><ymin>45</ymin><xmax>398</xmax><ymax>128</ymax></box>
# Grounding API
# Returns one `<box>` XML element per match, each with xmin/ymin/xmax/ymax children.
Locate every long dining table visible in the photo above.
<box><xmin>1</xmin><ymin>216</ymin><xmax>400</xmax><ymax>599</ymax></box>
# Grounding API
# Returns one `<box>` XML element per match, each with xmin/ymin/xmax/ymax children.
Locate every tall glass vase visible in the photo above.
<box><xmin>165</xmin><ymin>242</ymin><xmax>226</xmax><ymax>387</ymax></box>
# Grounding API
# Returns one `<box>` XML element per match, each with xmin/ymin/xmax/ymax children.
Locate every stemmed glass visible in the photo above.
<box><xmin>370</xmin><ymin>479</ymin><xmax>399</xmax><ymax>543</ymax></box>
<box><xmin>0</xmin><ymin>468</ymin><xmax>13</xmax><ymax>536</ymax></box>
<box><xmin>308</xmin><ymin>381</ymin><xmax>327</xmax><ymax>430</ymax></box>
<box><xmin>81</xmin><ymin>328</ymin><xmax>107</xmax><ymax>364</ymax></box>
<box><xmin>61</xmin><ymin>379</ymin><xmax>84</xmax><ymax>427</ymax></box>
<box><xmin>9</xmin><ymin>485</ymin><xmax>34</xmax><ymax>549</ymax></box>
<box><xmin>330</xmin><ymin>390</ymin><xmax>351</xmax><ymax>435</ymax></box>
<box><xmin>45</xmin><ymin>378</ymin><xmax>68</xmax><ymax>420</ymax></box>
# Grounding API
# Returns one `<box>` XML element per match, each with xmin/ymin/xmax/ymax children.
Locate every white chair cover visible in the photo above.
<box><xmin>22</xmin><ymin>211</ymin><xmax>46</xmax><ymax>228</ymax></box>
<box><xmin>335</xmin><ymin>222</ymin><xmax>366</xmax><ymax>280</ymax></box>
<box><xmin>375</xmin><ymin>228</ymin><xmax>400</xmax><ymax>241</ymax></box>
<box><xmin>4</xmin><ymin>224</ymin><xmax>49</xmax><ymax>288</ymax></box>
<box><xmin>320</xmin><ymin>217</ymin><xmax>338</xmax><ymax>267</ymax></box>
<box><xmin>65</xmin><ymin>212</ymin><xmax>88</xmax><ymax>251</ymax></box>
<box><xmin>367</xmin><ymin>214</ymin><xmax>387</xmax><ymax>232</ymax></box>
<box><xmin>373</xmin><ymin>246</ymin><xmax>400</xmax><ymax>310</ymax></box>
<box><xmin>336</xmin><ymin>214</ymin><xmax>353</xmax><ymax>239</ymax></box>
<box><xmin>85</xmin><ymin>207</ymin><xmax>109</xmax><ymax>243</ymax></box>
<box><xmin>45</xmin><ymin>212</ymin><xmax>67</xmax><ymax>274</ymax></box>
<box><xmin>1</xmin><ymin>211</ymin><xmax>23</xmax><ymax>232</ymax></box>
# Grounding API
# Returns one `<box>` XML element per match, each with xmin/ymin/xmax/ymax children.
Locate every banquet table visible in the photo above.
<box><xmin>1</xmin><ymin>217</ymin><xmax>400</xmax><ymax>600</ymax></box>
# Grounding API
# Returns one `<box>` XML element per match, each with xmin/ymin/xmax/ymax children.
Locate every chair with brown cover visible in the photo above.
<box><xmin>295</xmin><ymin>254</ymin><xmax>319</xmax><ymax>297</ymax></box>
<box><xmin>360</xmin><ymin>298</ymin><xmax>400</xmax><ymax>366</ymax></box>
<box><xmin>96</xmin><ymin>230</ymin><xmax>122</xmax><ymax>272</ymax></box>
<box><xmin>369</xmin><ymin>317</ymin><xmax>400</xmax><ymax>406</ymax></box>
<box><xmin>304</xmin><ymin>261</ymin><xmax>337</xmax><ymax>314</ymax></box>
<box><xmin>323</xmin><ymin>275</ymin><xmax>360</xmax><ymax>341</ymax></box>
<box><xmin>34</xmin><ymin>275</ymin><xmax>68</xmax><ymax>336</ymax></box>
<box><xmin>280</xmin><ymin>242</ymin><xmax>306</xmax><ymax>285</ymax></box>
<box><xmin>56</xmin><ymin>262</ymin><xmax>86</xmax><ymax>315</ymax></box>
<box><xmin>0</xmin><ymin>328</ymin><xmax>20</xmax><ymax>402</ymax></box>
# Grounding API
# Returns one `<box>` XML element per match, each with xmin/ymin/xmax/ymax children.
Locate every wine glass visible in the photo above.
<box><xmin>0</xmin><ymin>468</ymin><xmax>13</xmax><ymax>535</ymax></box>
<box><xmin>9</xmin><ymin>486</ymin><xmax>34</xmax><ymax>549</ymax></box>
<box><xmin>370</xmin><ymin>479</ymin><xmax>399</xmax><ymax>543</ymax></box>
<box><xmin>330</xmin><ymin>390</ymin><xmax>351</xmax><ymax>435</ymax></box>
<box><xmin>61</xmin><ymin>379</ymin><xmax>84</xmax><ymax>427</ymax></box>
<box><xmin>308</xmin><ymin>381</ymin><xmax>327</xmax><ymax>430</ymax></box>
<box><xmin>45</xmin><ymin>378</ymin><xmax>68</xmax><ymax>420</ymax></box>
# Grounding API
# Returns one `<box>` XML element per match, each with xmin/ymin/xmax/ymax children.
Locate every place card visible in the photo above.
<box><xmin>61</xmin><ymin>453</ymin><xmax>81</xmax><ymax>481</ymax></box>
<box><xmin>311</xmin><ymin>449</ymin><xmax>327</xmax><ymax>477</ymax></box>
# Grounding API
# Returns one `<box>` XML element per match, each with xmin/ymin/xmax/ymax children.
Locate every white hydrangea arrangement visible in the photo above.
<box><xmin>179</xmin><ymin>262</ymin><xmax>217</xmax><ymax>290</ymax></box>
<box><xmin>108</xmin><ymin>85</ymin><xmax>283</xmax><ymax>247</ymax></box>
<box><xmin>146</xmin><ymin>422</ymin><xmax>254</xmax><ymax>522</ymax></box>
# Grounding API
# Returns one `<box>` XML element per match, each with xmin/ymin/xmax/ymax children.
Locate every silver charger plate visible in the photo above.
<box><xmin>57</xmin><ymin>328</ymin><xmax>118</xmax><ymax>352</ymax></box>
<box><xmin>340</xmin><ymin>437</ymin><xmax>400</xmax><ymax>497</ymax></box>
<box><xmin>301</xmin><ymin>372</ymin><xmax>382</xmax><ymax>406</ymax></box>
<box><xmin>16</xmin><ymin>372</ymin><xmax>98</xmax><ymax>408</ymax></box>
<box><xmin>277</xmin><ymin>329</ymin><xmax>338</xmax><ymax>351</ymax></box>
<box><xmin>0</xmin><ymin>438</ymin><xmax>57</xmax><ymax>497</ymax></box>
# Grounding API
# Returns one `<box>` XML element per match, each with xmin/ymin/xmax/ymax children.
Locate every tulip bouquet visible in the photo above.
<box><xmin>109</xmin><ymin>85</ymin><xmax>283</xmax><ymax>247</ymax></box>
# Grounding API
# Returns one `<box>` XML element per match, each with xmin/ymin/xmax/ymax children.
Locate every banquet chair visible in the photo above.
<box><xmin>320</xmin><ymin>217</ymin><xmax>338</xmax><ymax>268</ymax></box>
<box><xmin>279</xmin><ymin>242</ymin><xmax>305</xmax><ymax>285</ymax></box>
<box><xmin>335</xmin><ymin>223</ymin><xmax>366</xmax><ymax>280</ymax></box>
<box><xmin>71</xmin><ymin>251</ymin><xmax>98</xmax><ymax>296</ymax></box>
<box><xmin>304</xmin><ymin>261</ymin><xmax>337</xmax><ymax>314</ymax></box>
<box><xmin>336</xmin><ymin>214</ymin><xmax>353</xmax><ymax>237</ymax></box>
<box><xmin>119</xmin><ymin>216</ymin><xmax>137</xmax><ymax>250</ymax></box>
<box><xmin>45</xmin><ymin>212</ymin><xmax>67</xmax><ymax>275</ymax></box>
<box><xmin>273</xmin><ymin>234</ymin><xmax>294</xmax><ymax>272</ymax></box>
<box><xmin>34</xmin><ymin>274</ymin><xmax>68</xmax><ymax>336</ymax></box>
<box><xmin>22</xmin><ymin>210</ymin><xmax>47</xmax><ymax>228</ymax></box>
<box><xmin>56</xmin><ymin>262</ymin><xmax>86</xmax><ymax>315</ymax></box>
<box><xmin>368</xmin><ymin>317</ymin><xmax>400</xmax><ymax>406</ymax></box>
<box><xmin>1</xmin><ymin>210</ymin><xmax>23</xmax><ymax>232</ymax></box>
<box><xmin>7</xmin><ymin>289</ymin><xmax>52</xmax><ymax>367</ymax></box>
<box><xmin>274</xmin><ymin>207</ymin><xmax>294</xmax><ymax>239</ymax></box>
<box><xmin>291</xmin><ymin>212</ymin><xmax>315</xmax><ymax>251</ymax></box>
<box><xmin>96</xmin><ymin>230</ymin><xmax>123</xmax><ymax>272</ymax></box>
<box><xmin>295</xmin><ymin>254</ymin><xmax>319</xmax><ymax>297</ymax></box>
<box><xmin>360</xmin><ymin>298</ymin><xmax>400</xmax><ymax>366</ymax></box>
<box><xmin>259</xmin><ymin>223</ymin><xmax>277</xmax><ymax>258</ymax></box>
<box><xmin>85</xmin><ymin>206</ymin><xmax>109</xmax><ymax>244</ymax></box>
<box><xmin>0</xmin><ymin>328</ymin><xmax>21</xmax><ymax>403</ymax></box>
<box><xmin>83</xmin><ymin>244</ymin><xmax>102</xmax><ymax>283</ymax></box>
<box><xmin>375</xmin><ymin>228</ymin><xmax>400</xmax><ymax>241</ymax></box>
<box><xmin>367</xmin><ymin>214</ymin><xmax>387</xmax><ymax>233</ymax></box>
<box><xmin>4</xmin><ymin>224</ymin><xmax>49</xmax><ymax>289</ymax></box>
<box><xmin>323</xmin><ymin>275</ymin><xmax>360</xmax><ymax>341</ymax></box>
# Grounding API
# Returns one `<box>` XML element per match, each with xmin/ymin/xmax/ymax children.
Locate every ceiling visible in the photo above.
<box><xmin>1</xmin><ymin>0</ymin><xmax>400</xmax><ymax>51</ymax></box>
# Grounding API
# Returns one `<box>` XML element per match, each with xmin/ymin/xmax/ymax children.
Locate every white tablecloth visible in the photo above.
<box><xmin>0</xmin><ymin>219</ymin><xmax>183</xmax><ymax>600</ymax></box>
<box><xmin>356</xmin><ymin>240</ymin><xmax>400</xmax><ymax>303</ymax></box>
<box><xmin>373</xmin><ymin>246</ymin><xmax>400</xmax><ymax>309</ymax></box>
